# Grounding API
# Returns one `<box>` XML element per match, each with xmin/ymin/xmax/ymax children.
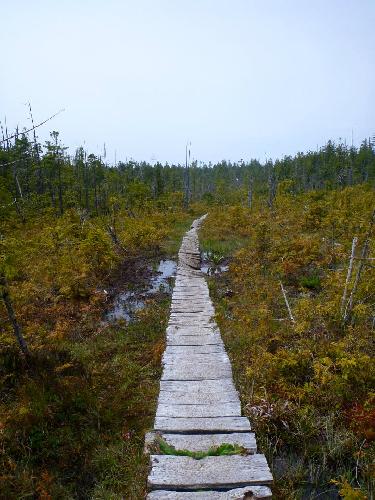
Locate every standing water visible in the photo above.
<box><xmin>105</xmin><ymin>259</ymin><xmax>177</xmax><ymax>322</ymax></box>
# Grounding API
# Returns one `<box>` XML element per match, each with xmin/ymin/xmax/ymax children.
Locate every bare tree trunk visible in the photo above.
<box><xmin>247</xmin><ymin>177</ymin><xmax>253</xmax><ymax>209</ymax></box>
<box><xmin>0</xmin><ymin>274</ymin><xmax>29</xmax><ymax>355</ymax></box>
<box><xmin>343</xmin><ymin>210</ymin><xmax>375</xmax><ymax>324</ymax></box>
<box><xmin>341</xmin><ymin>237</ymin><xmax>357</xmax><ymax>317</ymax></box>
<box><xmin>84</xmin><ymin>158</ymin><xmax>89</xmax><ymax>212</ymax></box>
<box><xmin>28</xmin><ymin>102</ymin><xmax>43</xmax><ymax>194</ymax></box>
<box><xmin>267</xmin><ymin>166</ymin><xmax>277</xmax><ymax>209</ymax></box>
<box><xmin>184</xmin><ymin>142</ymin><xmax>191</xmax><ymax>209</ymax></box>
<box><xmin>14</xmin><ymin>198</ymin><xmax>26</xmax><ymax>223</ymax></box>
<box><xmin>57</xmin><ymin>158</ymin><xmax>63</xmax><ymax>215</ymax></box>
<box><xmin>280</xmin><ymin>281</ymin><xmax>295</xmax><ymax>323</ymax></box>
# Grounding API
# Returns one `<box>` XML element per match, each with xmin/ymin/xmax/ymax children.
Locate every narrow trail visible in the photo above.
<box><xmin>146</xmin><ymin>215</ymin><xmax>273</xmax><ymax>499</ymax></box>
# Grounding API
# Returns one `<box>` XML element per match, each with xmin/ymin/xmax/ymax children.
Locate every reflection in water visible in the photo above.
<box><xmin>201</xmin><ymin>251</ymin><xmax>229</xmax><ymax>275</ymax></box>
<box><xmin>106</xmin><ymin>259</ymin><xmax>177</xmax><ymax>322</ymax></box>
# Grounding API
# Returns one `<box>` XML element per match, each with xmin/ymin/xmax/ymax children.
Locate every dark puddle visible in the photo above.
<box><xmin>201</xmin><ymin>251</ymin><xmax>229</xmax><ymax>275</ymax></box>
<box><xmin>105</xmin><ymin>259</ymin><xmax>177</xmax><ymax>322</ymax></box>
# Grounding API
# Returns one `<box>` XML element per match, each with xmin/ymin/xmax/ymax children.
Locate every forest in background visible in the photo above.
<box><xmin>0</xmin><ymin>127</ymin><xmax>375</xmax><ymax>499</ymax></box>
<box><xmin>1</xmin><ymin>129</ymin><xmax>374</xmax><ymax>220</ymax></box>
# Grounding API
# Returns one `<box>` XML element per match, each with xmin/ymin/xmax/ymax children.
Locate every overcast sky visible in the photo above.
<box><xmin>1</xmin><ymin>0</ymin><xmax>374</xmax><ymax>165</ymax></box>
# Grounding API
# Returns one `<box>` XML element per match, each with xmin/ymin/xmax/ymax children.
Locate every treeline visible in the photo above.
<box><xmin>1</xmin><ymin>130</ymin><xmax>374</xmax><ymax>219</ymax></box>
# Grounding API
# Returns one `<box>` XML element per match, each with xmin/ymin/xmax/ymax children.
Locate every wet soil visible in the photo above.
<box><xmin>104</xmin><ymin>256</ymin><xmax>177</xmax><ymax>322</ymax></box>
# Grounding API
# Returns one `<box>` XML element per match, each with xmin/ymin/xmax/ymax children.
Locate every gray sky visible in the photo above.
<box><xmin>1</xmin><ymin>0</ymin><xmax>374</xmax><ymax>165</ymax></box>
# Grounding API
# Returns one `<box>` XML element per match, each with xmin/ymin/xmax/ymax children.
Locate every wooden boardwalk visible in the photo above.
<box><xmin>145</xmin><ymin>216</ymin><xmax>273</xmax><ymax>499</ymax></box>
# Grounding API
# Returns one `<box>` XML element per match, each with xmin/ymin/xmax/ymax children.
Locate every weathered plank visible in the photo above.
<box><xmin>154</xmin><ymin>416</ymin><xmax>250</xmax><ymax>433</ymax></box>
<box><xmin>169</xmin><ymin>314</ymin><xmax>213</xmax><ymax>322</ymax></box>
<box><xmin>166</xmin><ymin>334</ymin><xmax>223</xmax><ymax>346</ymax></box>
<box><xmin>171</xmin><ymin>294</ymin><xmax>210</xmax><ymax>300</ymax></box>
<box><xmin>162</xmin><ymin>352</ymin><xmax>230</xmax><ymax>365</ymax></box>
<box><xmin>160</xmin><ymin>379</ymin><xmax>238</xmax><ymax>395</ymax></box>
<box><xmin>170</xmin><ymin>305</ymin><xmax>211</xmax><ymax>311</ymax></box>
<box><xmin>148</xmin><ymin>454</ymin><xmax>272</xmax><ymax>490</ymax></box>
<box><xmin>170</xmin><ymin>304</ymin><xmax>214</xmax><ymax>312</ymax></box>
<box><xmin>164</xmin><ymin>344</ymin><xmax>226</xmax><ymax>355</ymax></box>
<box><xmin>172</xmin><ymin>287</ymin><xmax>207</xmax><ymax>291</ymax></box>
<box><xmin>173</xmin><ymin>286</ymin><xmax>206</xmax><ymax>291</ymax></box>
<box><xmin>166</xmin><ymin>329</ymin><xmax>219</xmax><ymax>338</ymax></box>
<box><xmin>158</xmin><ymin>390</ymin><xmax>238</xmax><ymax>406</ymax></box>
<box><xmin>156</xmin><ymin>402</ymin><xmax>240</xmax><ymax>418</ymax></box>
<box><xmin>161</xmin><ymin>362</ymin><xmax>232</xmax><ymax>381</ymax></box>
<box><xmin>167</xmin><ymin>323</ymin><xmax>215</xmax><ymax>329</ymax></box>
<box><xmin>166</xmin><ymin>326</ymin><xmax>218</xmax><ymax>336</ymax></box>
<box><xmin>176</xmin><ymin>278</ymin><xmax>207</xmax><ymax>287</ymax></box>
<box><xmin>147</xmin><ymin>485</ymin><xmax>272</xmax><ymax>499</ymax></box>
<box><xmin>159</xmin><ymin>375</ymin><xmax>238</xmax><ymax>405</ymax></box>
<box><xmin>170</xmin><ymin>302</ymin><xmax>211</xmax><ymax>308</ymax></box>
<box><xmin>145</xmin><ymin>431</ymin><xmax>257</xmax><ymax>454</ymax></box>
<box><xmin>173</xmin><ymin>284</ymin><xmax>206</xmax><ymax>288</ymax></box>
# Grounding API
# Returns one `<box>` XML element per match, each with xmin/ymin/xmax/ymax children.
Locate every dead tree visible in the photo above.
<box><xmin>341</xmin><ymin>237</ymin><xmax>358</xmax><ymax>317</ymax></box>
<box><xmin>184</xmin><ymin>141</ymin><xmax>191</xmax><ymax>209</ymax></box>
<box><xmin>0</xmin><ymin>109</ymin><xmax>65</xmax><ymax>145</ymax></box>
<box><xmin>280</xmin><ymin>281</ymin><xmax>295</xmax><ymax>323</ymax></box>
<box><xmin>247</xmin><ymin>176</ymin><xmax>253</xmax><ymax>209</ymax></box>
<box><xmin>27</xmin><ymin>102</ymin><xmax>43</xmax><ymax>194</ymax></box>
<box><xmin>267</xmin><ymin>163</ymin><xmax>277</xmax><ymax>209</ymax></box>
<box><xmin>343</xmin><ymin>210</ymin><xmax>375</xmax><ymax>324</ymax></box>
<box><xmin>0</xmin><ymin>273</ymin><xmax>29</xmax><ymax>355</ymax></box>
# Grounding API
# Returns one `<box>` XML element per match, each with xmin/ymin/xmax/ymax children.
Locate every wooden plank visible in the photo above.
<box><xmin>170</xmin><ymin>302</ymin><xmax>213</xmax><ymax>309</ymax></box>
<box><xmin>145</xmin><ymin>431</ymin><xmax>257</xmax><ymax>454</ymax></box>
<box><xmin>170</xmin><ymin>300</ymin><xmax>211</xmax><ymax>306</ymax></box>
<box><xmin>174</xmin><ymin>277</ymin><xmax>203</xmax><ymax>281</ymax></box>
<box><xmin>167</xmin><ymin>322</ymin><xmax>216</xmax><ymax>329</ymax></box>
<box><xmin>148</xmin><ymin>454</ymin><xmax>272</xmax><ymax>490</ymax></box>
<box><xmin>156</xmin><ymin>401</ymin><xmax>240</xmax><ymax>417</ymax></box>
<box><xmin>171</xmin><ymin>294</ymin><xmax>210</xmax><ymax>299</ymax></box>
<box><xmin>173</xmin><ymin>284</ymin><xmax>205</xmax><ymax>288</ymax></box>
<box><xmin>147</xmin><ymin>485</ymin><xmax>272</xmax><ymax>499</ymax></box>
<box><xmin>167</xmin><ymin>324</ymin><xmax>216</xmax><ymax>331</ymax></box>
<box><xmin>160</xmin><ymin>379</ymin><xmax>237</xmax><ymax>395</ymax></box>
<box><xmin>154</xmin><ymin>416</ymin><xmax>250</xmax><ymax>433</ymax></box>
<box><xmin>161</xmin><ymin>362</ymin><xmax>232</xmax><ymax>381</ymax></box>
<box><xmin>159</xmin><ymin>386</ymin><xmax>240</xmax><ymax>405</ymax></box>
<box><xmin>166</xmin><ymin>329</ymin><xmax>219</xmax><ymax>336</ymax></box>
<box><xmin>168</xmin><ymin>321</ymin><xmax>214</xmax><ymax>326</ymax></box>
<box><xmin>170</xmin><ymin>305</ymin><xmax>214</xmax><ymax>312</ymax></box>
<box><xmin>162</xmin><ymin>352</ymin><xmax>230</xmax><ymax>365</ymax></box>
<box><xmin>158</xmin><ymin>389</ymin><xmax>238</xmax><ymax>405</ymax></box>
<box><xmin>169</xmin><ymin>314</ymin><xmax>213</xmax><ymax>320</ymax></box>
<box><xmin>173</xmin><ymin>285</ymin><xmax>207</xmax><ymax>290</ymax></box>
<box><xmin>175</xmin><ymin>271</ymin><xmax>202</xmax><ymax>278</ymax></box>
<box><xmin>166</xmin><ymin>332</ymin><xmax>219</xmax><ymax>338</ymax></box>
<box><xmin>173</xmin><ymin>285</ymin><xmax>206</xmax><ymax>290</ymax></box>
<box><xmin>173</xmin><ymin>284</ymin><xmax>207</xmax><ymax>288</ymax></box>
<box><xmin>166</xmin><ymin>334</ymin><xmax>223</xmax><ymax>346</ymax></box>
<box><xmin>164</xmin><ymin>345</ymin><xmax>225</xmax><ymax>355</ymax></box>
